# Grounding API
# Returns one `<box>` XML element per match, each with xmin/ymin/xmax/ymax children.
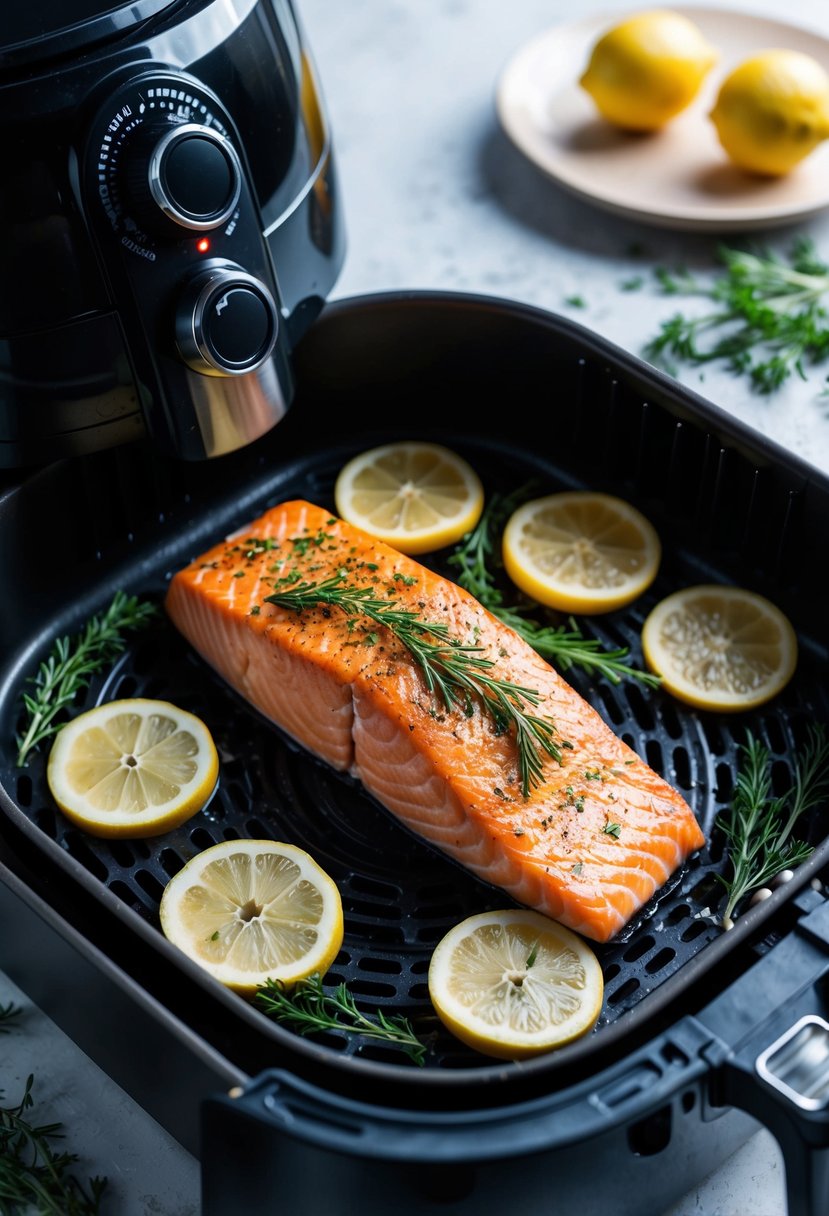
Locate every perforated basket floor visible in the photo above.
<box><xmin>5</xmin><ymin>431</ymin><xmax>828</xmax><ymax>1073</ymax></box>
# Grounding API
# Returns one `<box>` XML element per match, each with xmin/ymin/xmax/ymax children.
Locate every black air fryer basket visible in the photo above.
<box><xmin>2</xmin><ymin>292</ymin><xmax>829</xmax><ymax>1216</ymax></box>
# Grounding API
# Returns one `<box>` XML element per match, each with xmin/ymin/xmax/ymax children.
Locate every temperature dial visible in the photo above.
<box><xmin>176</xmin><ymin>265</ymin><xmax>278</xmax><ymax>375</ymax></box>
<box><xmin>128</xmin><ymin>123</ymin><xmax>243</xmax><ymax>233</ymax></box>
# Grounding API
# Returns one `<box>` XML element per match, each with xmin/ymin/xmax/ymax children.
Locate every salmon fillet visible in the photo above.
<box><xmin>165</xmin><ymin>499</ymin><xmax>705</xmax><ymax>943</ymax></box>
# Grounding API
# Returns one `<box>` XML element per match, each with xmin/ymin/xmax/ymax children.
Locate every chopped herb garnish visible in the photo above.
<box><xmin>602</xmin><ymin>822</ymin><xmax>622</xmax><ymax>838</ymax></box>
<box><xmin>572</xmin><ymin>862</ymin><xmax>584</xmax><ymax>875</ymax></box>
<box><xmin>564</xmin><ymin>294</ymin><xmax>587</xmax><ymax>308</ymax></box>
<box><xmin>250</xmin><ymin>605</ymin><xmax>261</xmax><ymax>616</ymax></box>
<box><xmin>244</xmin><ymin>537</ymin><xmax>278</xmax><ymax>557</ymax></box>
<box><xmin>393</xmin><ymin>573</ymin><xmax>418</xmax><ymax>586</ymax></box>
<box><xmin>525</xmin><ymin>942</ymin><xmax>539</xmax><ymax>968</ymax></box>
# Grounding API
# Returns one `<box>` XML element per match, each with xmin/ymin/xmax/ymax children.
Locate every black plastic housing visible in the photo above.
<box><xmin>0</xmin><ymin>0</ymin><xmax>345</xmax><ymax>466</ymax></box>
<box><xmin>2</xmin><ymin>292</ymin><xmax>829</xmax><ymax>1215</ymax></box>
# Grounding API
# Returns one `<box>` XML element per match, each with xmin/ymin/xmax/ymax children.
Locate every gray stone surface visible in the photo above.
<box><xmin>5</xmin><ymin>0</ymin><xmax>829</xmax><ymax>1211</ymax></box>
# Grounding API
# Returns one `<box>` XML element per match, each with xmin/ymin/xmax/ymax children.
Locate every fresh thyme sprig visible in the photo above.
<box><xmin>0</xmin><ymin>1075</ymin><xmax>108</xmax><ymax>1215</ymax></box>
<box><xmin>447</xmin><ymin>491</ymin><xmax>660</xmax><ymax>689</ymax></box>
<box><xmin>255</xmin><ymin>974</ymin><xmax>428</xmax><ymax>1065</ymax></box>
<box><xmin>717</xmin><ymin>725</ymin><xmax>829</xmax><ymax>929</ymax></box>
<box><xmin>644</xmin><ymin>237</ymin><xmax>829</xmax><ymax>393</ymax></box>
<box><xmin>16</xmin><ymin>590</ymin><xmax>159</xmax><ymax>767</ymax></box>
<box><xmin>265</xmin><ymin>574</ymin><xmax>568</xmax><ymax>797</ymax></box>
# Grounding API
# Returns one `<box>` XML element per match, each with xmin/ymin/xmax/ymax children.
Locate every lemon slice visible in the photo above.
<box><xmin>641</xmin><ymin>585</ymin><xmax>798</xmax><ymax>712</ymax></box>
<box><xmin>502</xmin><ymin>491</ymin><xmax>661</xmax><ymax>614</ymax></box>
<box><xmin>333</xmin><ymin>440</ymin><xmax>484</xmax><ymax>554</ymax></box>
<box><xmin>159</xmin><ymin>839</ymin><xmax>344</xmax><ymax>996</ymax></box>
<box><xmin>47</xmin><ymin>698</ymin><xmax>219</xmax><ymax>838</ymax></box>
<box><xmin>428</xmin><ymin>910</ymin><xmax>603</xmax><ymax>1059</ymax></box>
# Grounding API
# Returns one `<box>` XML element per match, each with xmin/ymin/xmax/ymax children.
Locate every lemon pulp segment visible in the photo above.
<box><xmin>502</xmin><ymin>491</ymin><xmax>661</xmax><ymax>614</ymax></box>
<box><xmin>47</xmin><ymin>698</ymin><xmax>218</xmax><ymax>838</ymax></box>
<box><xmin>334</xmin><ymin>441</ymin><xmax>484</xmax><ymax>554</ymax></box>
<box><xmin>641</xmin><ymin>585</ymin><xmax>798</xmax><ymax>711</ymax></box>
<box><xmin>428</xmin><ymin>910</ymin><xmax>603</xmax><ymax>1059</ymax></box>
<box><xmin>159</xmin><ymin>839</ymin><xmax>344</xmax><ymax>995</ymax></box>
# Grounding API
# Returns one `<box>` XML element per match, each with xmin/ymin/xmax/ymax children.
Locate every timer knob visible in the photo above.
<box><xmin>127</xmin><ymin>123</ymin><xmax>242</xmax><ymax>232</ymax></box>
<box><xmin>175</xmin><ymin>265</ymin><xmax>278</xmax><ymax>375</ymax></box>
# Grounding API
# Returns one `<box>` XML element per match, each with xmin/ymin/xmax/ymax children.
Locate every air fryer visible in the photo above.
<box><xmin>0</xmin><ymin>0</ymin><xmax>345</xmax><ymax>467</ymax></box>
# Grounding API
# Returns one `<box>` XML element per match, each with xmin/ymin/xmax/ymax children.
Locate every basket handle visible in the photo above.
<box><xmin>697</xmin><ymin>889</ymin><xmax>829</xmax><ymax>1216</ymax></box>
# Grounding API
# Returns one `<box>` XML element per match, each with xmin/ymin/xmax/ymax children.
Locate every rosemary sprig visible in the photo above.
<box><xmin>0</xmin><ymin>1075</ymin><xmax>108</xmax><ymax>1215</ymax></box>
<box><xmin>255</xmin><ymin>974</ymin><xmax>428</xmax><ymax>1065</ymax></box>
<box><xmin>717</xmin><ymin>725</ymin><xmax>829</xmax><ymax>929</ymax></box>
<box><xmin>644</xmin><ymin>237</ymin><xmax>829</xmax><ymax>393</ymax></box>
<box><xmin>447</xmin><ymin>491</ymin><xmax>660</xmax><ymax>689</ymax></box>
<box><xmin>16</xmin><ymin>590</ymin><xmax>159</xmax><ymax>767</ymax></box>
<box><xmin>265</xmin><ymin>574</ymin><xmax>568</xmax><ymax>797</ymax></box>
<box><xmin>0</xmin><ymin>1001</ymin><xmax>22</xmax><ymax>1034</ymax></box>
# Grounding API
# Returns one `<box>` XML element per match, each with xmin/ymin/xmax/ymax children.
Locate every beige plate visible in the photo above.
<box><xmin>496</xmin><ymin>5</ymin><xmax>829</xmax><ymax>231</ymax></box>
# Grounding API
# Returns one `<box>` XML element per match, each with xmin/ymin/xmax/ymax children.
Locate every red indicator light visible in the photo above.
<box><xmin>196</xmin><ymin>237</ymin><xmax>210</xmax><ymax>253</ymax></box>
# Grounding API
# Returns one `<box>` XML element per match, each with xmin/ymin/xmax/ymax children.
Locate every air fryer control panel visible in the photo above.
<box><xmin>81</xmin><ymin>69</ymin><xmax>292</xmax><ymax>459</ymax></box>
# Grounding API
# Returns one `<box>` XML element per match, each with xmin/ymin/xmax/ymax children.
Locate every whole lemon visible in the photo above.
<box><xmin>580</xmin><ymin>9</ymin><xmax>718</xmax><ymax>131</ymax></box>
<box><xmin>710</xmin><ymin>50</ymin><xmax>829</xmax><ymax>176</ymax></box>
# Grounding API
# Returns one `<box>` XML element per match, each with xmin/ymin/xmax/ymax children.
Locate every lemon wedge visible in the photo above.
<box><xmin>580</xmin><ymin>9</ymin><xmax>717</xmax><ymax>131</ymax></box>
<box><xmin>333</xmin><ymin>441</ymin><xmax>484</xmax><ymax>554</ymax></box>
<box><xmin>46</xmin><ymin>698</ymin><xmax>219</xmax><ymax>838</ymax></box>
<box><xmin>641</xmin><ymin>585</ymin><xmax>798</xmax><ymax>712</ymax></box>
<box><xmin>159</xmin><ymin>839</ymin><xmax>344</xmax><ymax>996</ymax></box>
<box><xmin>428</xmin><ymin>909</ymin><xmax>603</xmax><ymax>1059</ymax></box>
<box><xmin>502</xmin><ymin>491</ymin><xmax>661</xmax><ymax>615</ymax></box>
<box><xmin>710</xmin><ymin>50</ymin><xmax>829</xmax><ymax>176</ymax></box>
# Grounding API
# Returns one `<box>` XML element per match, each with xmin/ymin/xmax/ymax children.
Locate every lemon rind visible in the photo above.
<box><xmin>46</xmin><ymin>698</ymin><xmax>219</xmax><ymax>838</ymax></box>
<box><xmin>334</xmin><ymin>441</ymin><xmax>485</xmax><ymax>555</ymax></box>
<box><xmin>159</xmin><ymin>839</ymin><xmax>344</xmax><ymax>995</ymax></box>
<box><xmin>502</xmin><ymin>492</ymin><xmax>661</xmax><ymax>615</ymax></box>
<box><xmin>428</xmin><ymin>910</ymin><xmax>603</xmax><ymax>1059</ymax></box>
<box><xmin>641</xmin><ymin>585</ymin><xmax>798</xmax><ymax>712</ymax></box>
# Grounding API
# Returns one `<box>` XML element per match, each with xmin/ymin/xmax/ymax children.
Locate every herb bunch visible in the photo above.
<box><xmin>0</xmin><ymin>1001</ymin><xmax>21</xmax><ymax>1034</ymax></box>
<box><xmin>645</xmin><ymin>237</ymin><xmax>829</xmax><ymax>394</ymax></box>
<box><xmin>447</xmin><ymin>490</ymin><xmax>660</xmax><ymax>689</ymax></box>
<box><xmin>16</xmin><ymin>590</ymin><xmax>159</xmax><ymax>767</ymax></box>
<box><xmin>0</xmin><ymin>1075</ymin><xmax>108</xmax><ymax>1215</ymax></box>
<box><xmin>717</xmin><ymin>725</ymin><xmax>829</xmax><ymax>928</ymax></box>
<box><xmin>255</xmin><ymin>974</ymin><xmax>428</xmax><ymax>1065</ymax></box>
<box><xmin>266</xmin><ymin>574</ymin><xmax>569</xmax><ymax>797</ymax></box>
